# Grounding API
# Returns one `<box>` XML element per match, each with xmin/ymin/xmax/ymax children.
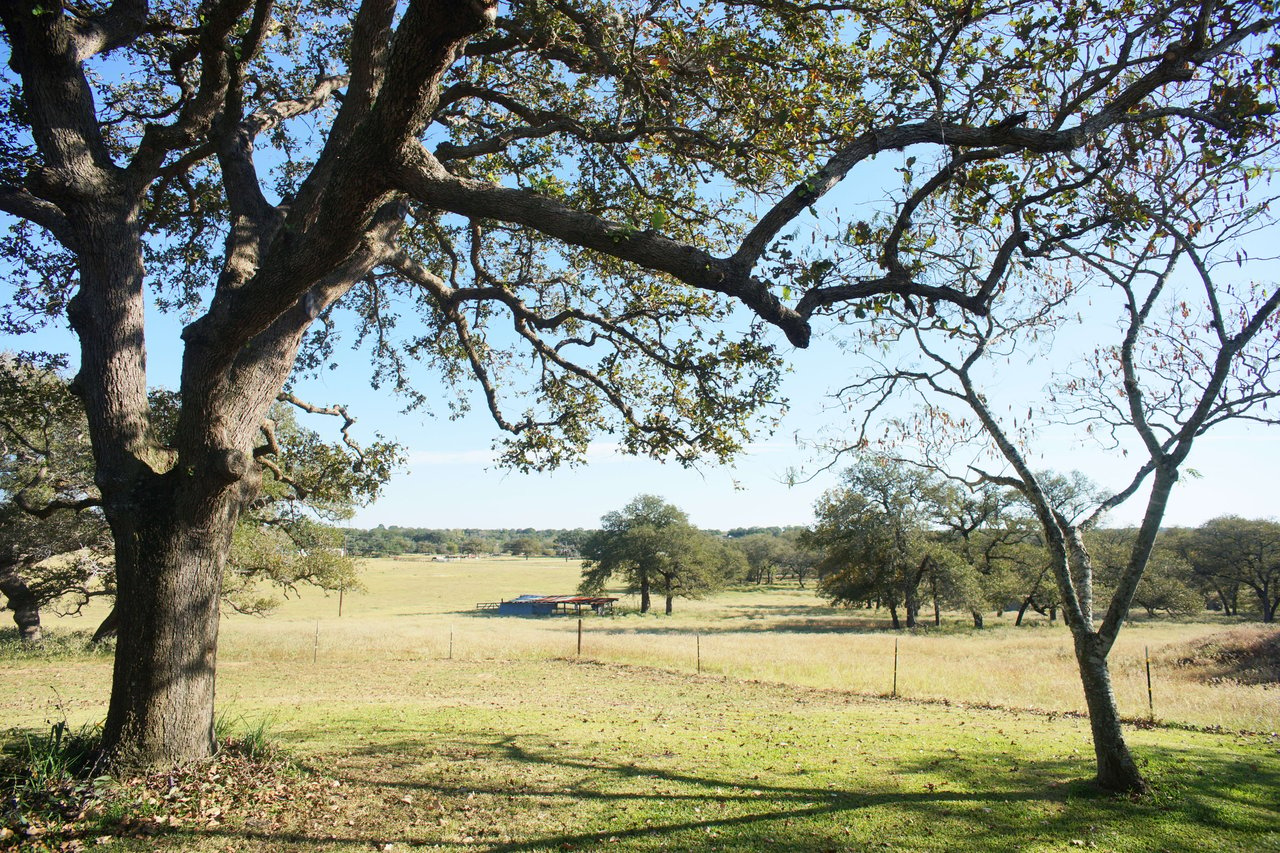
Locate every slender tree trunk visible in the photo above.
<box><xmin>0</xmin><ymin>565</ymin><xmax>43</xmax><ymax>643</ymax></box>
<box><xmin>888</xmin><ymin>602</ymin><xmax>901</xmax><ymax>630</ymax></box>
<box><xmin>639</xmin><ymin>569</ymin><xmax>651</xmax><ymax>613</ymax></box>
<box><xmin>1072</xmin><ymin>631</ymin><xmax>1147</xmax><ymax>793</ymax></box>
<box><xmin>1015</xmin><ymin>596</ymin><xmax>1032</xmax><ymax>626</ymax></box>
<box><xmin>665</xmin><ymin>593</ymin><xmax>673</xmax><ymax>615</ymax></box>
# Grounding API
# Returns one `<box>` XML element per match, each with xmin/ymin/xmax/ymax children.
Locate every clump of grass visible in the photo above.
<box><xmin>214</xmin><ymin>711</ymin><xmax>280</xmax><ymax>763</ymax></box>
<box><xmin>0</xmin><ymin>719</ymin><xmax>107</xmax><ymax>845</ymax></box>
<box><xmin>1168</xmin><ymin>626</ymin><xmax>1280</xmax><ymax>686</ymax></box>
<box><xmin>1</xmin><ymin>713</ymin><xmax>310</xmax><ymax>847</ymax></box>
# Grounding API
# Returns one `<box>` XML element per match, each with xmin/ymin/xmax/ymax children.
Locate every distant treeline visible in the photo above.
<box><xmin>342</xmin><ymin>525</ymin><xmax>806</xmax><ymax>560</ymax></box>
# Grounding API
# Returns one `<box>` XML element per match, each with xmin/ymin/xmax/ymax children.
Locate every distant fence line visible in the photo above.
<box><xmin>301</xmin><ymin>619</ymin><xmax>1163</xmax><ymax>722</ymax></box>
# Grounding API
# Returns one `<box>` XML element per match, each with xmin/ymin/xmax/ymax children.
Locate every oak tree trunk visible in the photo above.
<box><xmin>665</xmin><ymin>593</ymin><xmax>673</xmax><ymax>615</ymax></box>
<box><xmin>100</xmin><ymin>475</ymin><xmax>241</xmax><ymax>767</ymax></box>
<box><xmin>639</xmin><ymin>570</ymin><xmax>651</xmax><ymax>613</ymax></box>
<box><xmin>0</xmin><ymin>566</ymin><xmax>43</xmax><ymax>643</ymax></box>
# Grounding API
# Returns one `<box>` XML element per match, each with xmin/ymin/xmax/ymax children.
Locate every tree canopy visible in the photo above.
<box><xmin>1181</xmin><ymin>517</ymin><xmax>1280</xmax><ymax>623</ymax></box>
<box><xmin>1</xmin><ymin>0</ymin><xmax>1275</xmax><ymax>772</ymax></box>
<box><xmin>580</xmin><ymin>494</ymin><xmax>738</xmax><ymax>614</ymax></box>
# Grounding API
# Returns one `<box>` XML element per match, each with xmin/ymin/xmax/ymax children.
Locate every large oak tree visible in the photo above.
<box><xmin>1</xmin><ymin>0</ymin><xmax>1272</xmax><ymax>772</ymax></box>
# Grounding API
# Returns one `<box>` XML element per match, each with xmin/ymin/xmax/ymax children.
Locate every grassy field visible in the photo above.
<box><xmin>2</xmin><ymin>556</ymin><xmax>1278</xmax><ymax>851</ymax></box>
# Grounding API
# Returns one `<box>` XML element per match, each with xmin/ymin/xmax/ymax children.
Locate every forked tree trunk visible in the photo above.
<box><xmin>0</xmin><ymin>566</ymin><xmax>43</xmax><ymax>643</ymax></box>
<box><xmin>1072</xmin><ymin>631</ymin><xmax>1147</xmax><ymax>793</ymax></box>
<box><xmin>100</xmin><ymin>477</ymin><xmax>241</xmax><ymax>767</ymax></box>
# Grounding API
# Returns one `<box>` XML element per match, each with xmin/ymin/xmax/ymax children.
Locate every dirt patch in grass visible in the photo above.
<box><xmin>1168</xmin><ymin>626</ymin><xmax>1280</xmax><ymax>686</ymax></box>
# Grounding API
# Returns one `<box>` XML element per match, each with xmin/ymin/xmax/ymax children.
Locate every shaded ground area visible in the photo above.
<box><xmin>1167</xmin><ymin>626</ymin><xmax>1280</xmax><ymax>686</ymax></box>
<box><xmin>4</xmin><ymin>659</ymin><xmax>1278</xmax><ymax>852</ymax></box>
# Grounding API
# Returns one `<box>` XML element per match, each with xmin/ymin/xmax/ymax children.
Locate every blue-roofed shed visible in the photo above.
<box><xmin>478</xmin><ymin>594</ymin><xmax>618</xmax><ymax>616</ymax></box>
<box><xmin>498</xmin><ymin>594</ymin><xmax>557</xmax><ymax>616</ymax></box>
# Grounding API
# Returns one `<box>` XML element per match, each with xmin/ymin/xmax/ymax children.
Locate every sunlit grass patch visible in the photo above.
<box><xmin>17</xmin><ymin>658</ymin><xmax>1271</xmax><ymax>852</ymax></box>
<box><xmin>4</xmin><ymin>557</ymin><xmax>1279</xmax><ymax>850</ymax></box>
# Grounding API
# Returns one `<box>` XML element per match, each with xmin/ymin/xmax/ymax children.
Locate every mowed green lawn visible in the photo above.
<box><xmin>3</xmin><ymin>556</ymin><xmax>1278</xmax><ymax>851</ymax></box>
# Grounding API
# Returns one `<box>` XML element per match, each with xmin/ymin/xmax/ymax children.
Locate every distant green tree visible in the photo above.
<box><xmin>933</xmin><ymin>483</ymin><xmax>1034</xmax><ymax>628</ymax></box>
<box><xmin>580</xmin><ymin>495</ymin><xmax>730</xmax><ymax>614</ymax></box>
<box><xmin>505</xmin><ymin>536</ymin><xmax>546</xmax><ymax>558</ymax></box>
<box><xmin>1183</xmin><ymin>517</ymin><xmax>1280</xmax><ymax>623</ymax></box>
<box><xmin>736</xmin><ymin>529</ymin><xmax>815</xmax><ymax>587</ymax></box>
<box><xmin>806</xmin><ymin>458</ymin><xmax>949</xmax><ymax>628</ymax></box>
<box><xmin>461</xmin><ymin>536</ymin><xmax>493</xmax><ymax>557</ymax></box>
<box><xmin>1090</xmin><ymin>530</ymin><xmax>1201</xmax><ymax>618</ymax></box>
<box><xmin>554</xmin><ymin>529</ymin><xmax>589</xmax><ymax>561</ymax></box>
<box><xmin>649</xmin><ymin>528</ymin><xmax>747</xmax><ymax>614</ymax></box>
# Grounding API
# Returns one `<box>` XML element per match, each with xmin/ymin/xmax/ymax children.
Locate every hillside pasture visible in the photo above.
<box><xmin>218</xmin><ymin>556</ymin><xmax>1275</xmax><ymax>731</ymax></box>
<box><xmin>2</xmin><ymin>556</ymin><xmax>1278</xmax><ymax>851</ymax></box>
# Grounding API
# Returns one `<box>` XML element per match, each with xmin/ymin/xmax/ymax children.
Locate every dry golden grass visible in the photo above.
<box><xmin>204</xmin><ymin>556</ymin><xmax>1277</xmax><ymax>732</ymax></box>
<box><xmin>6</xmin><ymin>556</ymin><xmax>1277</xmax><ymax>853</ymax></box>
<box><xmin>6</xmin><ymin>556</ymin><xmax>1276</xmax><ymax>733</ymax></box>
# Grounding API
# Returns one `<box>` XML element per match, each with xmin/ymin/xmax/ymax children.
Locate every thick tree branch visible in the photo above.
<box><xmin>126</xmin><ymin>0</ymin><xmax>254</xmax><ymax>191</ymax></box>
<box><xmin>393</xmin><ymin>143</ymin><xmax>811</xmax><ymax>345</ymax></box>
<box><xmin>0</xmin><ymin>186</ymin><xmax>75</xmax><ymax>247</ymax></box>
<box><xmin>67</xmin><ymin>0</ymin><xmax>149</xmax><ymax>61</ymax></box>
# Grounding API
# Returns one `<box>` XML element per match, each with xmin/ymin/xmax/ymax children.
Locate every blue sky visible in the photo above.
<box><xmin>5</xmin><ymin>258</ymin><xmax>1278</xmax><ymax>532</ymax></box>
<box><xmin>6</xmin><ymin>159</ymin><xmax>1280</xmax><ymax>534</ymax></box>
<box><xmin>4</xmin><ymin>36</ymin><xmax>1276</xmax><ymax>533</ymax></box>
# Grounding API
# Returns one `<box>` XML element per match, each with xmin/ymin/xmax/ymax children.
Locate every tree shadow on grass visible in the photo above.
<box><xmin>289</xmin><ymin>732</ymin><xmax>1272</xmax><ymax>852</ymax></box>
<box><xmin>88</xmin><ymin>727</ymin><xmax>1278</xmax><ymax>852</ymax></box>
